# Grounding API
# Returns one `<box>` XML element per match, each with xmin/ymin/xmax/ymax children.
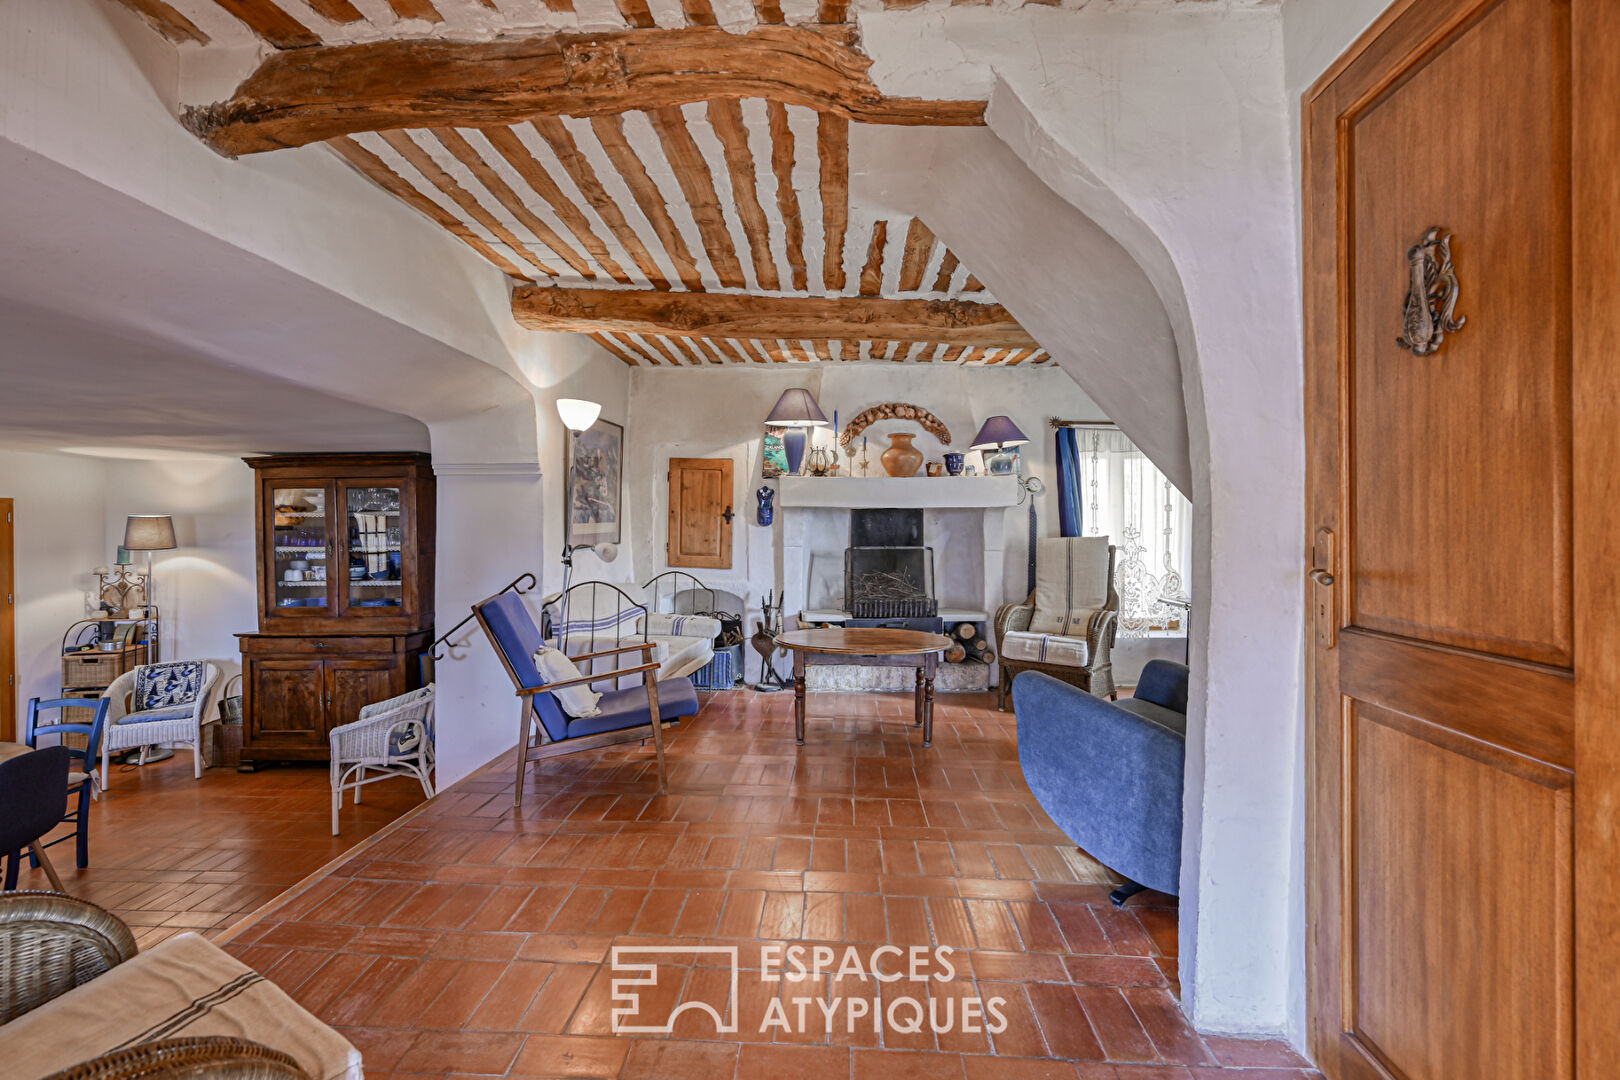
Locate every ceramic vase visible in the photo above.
<box><xmin>881</xmin><ymin>432</ymin><xmax>924</xmax><ymax>477</ymax></box>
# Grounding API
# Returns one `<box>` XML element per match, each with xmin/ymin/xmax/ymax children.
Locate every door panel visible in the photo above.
<box><xmin>1348</xmin><ymin>702</ymin><xmax>1572</xmax><ymax>1080</ymax></box>
<box><xmin>1304</xmin><ymin>1</ymin><xmax>1596</xmax><ymax>1077</ymax></box>
<box><xmin>667</xmin><ymin>457</ymin><xmax>734</xmax><ymax>569</ymax></box>
<box><xmin>326</xmin><ymin>659</ymin><xmax>397</xmax><ymax>734</ymax></box>
<box><xmin>1346</xmin><ymin>0</ymin><xmax>1572</xmax><ymax>667</ymax></box>
<box><xmin>248</xmin><ymin>659</ymin><xmax>325</xmax><ymax>747</ymax></box>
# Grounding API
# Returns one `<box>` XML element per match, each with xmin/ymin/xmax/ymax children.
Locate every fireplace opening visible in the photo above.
<box><xmin>844</xmin><ymin>509</ymin><xmax>939</xmax><ymax>624</ymax></box>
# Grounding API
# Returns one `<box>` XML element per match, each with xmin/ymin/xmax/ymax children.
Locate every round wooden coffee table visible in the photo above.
<box><xmin>776</xmin><ymin>628</ymin><xmax>954</xmax><ymax>747</ymax></box>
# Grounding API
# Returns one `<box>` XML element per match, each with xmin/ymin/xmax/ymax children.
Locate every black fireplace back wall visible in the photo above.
<box><xmin>850</xmin><ymin>508</ymin><xmax>924</xmax><ymax>547</ymax></box>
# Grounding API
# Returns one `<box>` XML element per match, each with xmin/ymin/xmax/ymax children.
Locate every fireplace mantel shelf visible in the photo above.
<box><xmin>777</xmin><ymin>476</ymin><xmax>1019</xmax><ymax>509</ymax></box>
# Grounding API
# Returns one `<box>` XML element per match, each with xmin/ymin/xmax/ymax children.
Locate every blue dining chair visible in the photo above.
<box><xmin>25</xmin><ymin>696</ymin><xmax>110</xmax><ymax>872</ymax></box>
<box><xmin>1</xmin><ymin>745</ymin><xmax>71</xmax><ymax>892</ymax></box>
<box><xmin>475</xmin><ymin>590</ymin><xmax>696</xmax><ymax>807</ymax></box>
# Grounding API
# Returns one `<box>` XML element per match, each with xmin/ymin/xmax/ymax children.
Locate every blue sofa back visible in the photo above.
<box><xmin>1013</xmin><ymin>665</ymin><xmax>1189</xmax><ymax>895</ymax></box>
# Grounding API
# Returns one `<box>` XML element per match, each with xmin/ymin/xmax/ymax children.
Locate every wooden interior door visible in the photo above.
<box><xmin>326</xmin><ymin>659</ymin><xmax>397</xmax><ymax>733</ymax></box>
<box><xmin>1304</xmin><ymin>0</ymin><xmax>1619</xmax><ymax>1076</ymax></box>
<box><xmin>667</xmin><ymin>457</ymin><xmax>734</xmax><ymax>569</ymax></box>
<box><xmin>0</xmin><ymin>499</ymin><xmax>13</xmax><ymax>742</ymax></box>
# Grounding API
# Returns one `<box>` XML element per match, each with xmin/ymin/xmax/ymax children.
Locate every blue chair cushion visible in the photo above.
<box><xmin>479</xmin><ymin>592</ymin><xmax>568</xmax><ymax>742</ymax></box>
<box><xmin>565</xmin><ymin>678</ymin><xmax>698</xmax><ymax>739</ymax></box>
<box><xmin>134</xmin><ymin>661</ymin><xmax>205</xmax><ymax>711</ymax></box>
<box><xmin>1115</xmin><ymin>698</ymin><xmax>1188</xmax><ymax>738</ymax></box>
<box><xmin>116</xmin><ymin>705</ymin><xmax>196</xmax><ymax>725</ymax></box>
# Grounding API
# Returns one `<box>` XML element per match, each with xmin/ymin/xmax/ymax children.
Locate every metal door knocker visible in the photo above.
<box><xmin>1397</xmin><ymin>226</ymin><xmax>1466</xmax><ymax>356</ymax></box>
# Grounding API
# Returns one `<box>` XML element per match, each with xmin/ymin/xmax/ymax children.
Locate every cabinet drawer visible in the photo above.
<box><xmin>239</xmin><ymin>636</ymin><xmax>400</xmax><ymax>656</ymax></box>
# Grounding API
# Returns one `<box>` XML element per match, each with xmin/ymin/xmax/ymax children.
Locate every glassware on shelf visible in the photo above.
<box><xmin>346</xmin><ymin>486</ymin><xmax>403</xmax><ymax>608</ymax></box>
<box><xmin>272</xmin><ymin>487</ymin><xmax>329</xmax><ymax>609</ymax></box>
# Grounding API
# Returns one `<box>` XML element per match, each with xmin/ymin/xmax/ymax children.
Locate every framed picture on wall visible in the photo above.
<box><xmin>565</xmin><ymin>418</ymin><xmax>623</xmax><ymax>547</ymax></box>
<box><xmin>762</xmin><ymin>432</ymin><xmax>788</xmax><ymax>478</ymax></box>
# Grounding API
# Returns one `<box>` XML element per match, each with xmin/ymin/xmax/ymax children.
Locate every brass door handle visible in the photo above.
<box><xmin>1309</xmin><ymin>569</ymin><xmax>1335</xmax><ymax>587</ymax></box>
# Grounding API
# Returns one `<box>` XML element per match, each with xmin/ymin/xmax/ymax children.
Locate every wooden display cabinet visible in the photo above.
<box><xmin>237</xmin><ymin>453</ymin><xmax>434</xmax><ymax>765</ymax></box>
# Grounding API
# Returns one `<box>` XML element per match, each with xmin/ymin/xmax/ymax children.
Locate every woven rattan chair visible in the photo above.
<box><xmin>100</xmin><ymin>662</ymin><xmax>222</xmax><ymax>788</ymax></box>
<box><xmin>0</xmin><ymin>891</ymin><xmax>138</xmax><ymax>1023</ymax></box>
<box><xmin>41</xmin><ymin>1037</ymin><xmax>310</xmax><ymax>1080</ymax></box>
<box><xmin>328</xmin><ymin>685</ymin><xmax>435</xmax><ymax>835</ymax></box>
<box><xmin>995</xmin><ymin>538</ymin><xmax>1120</xmax><ymax>710</ymax></box>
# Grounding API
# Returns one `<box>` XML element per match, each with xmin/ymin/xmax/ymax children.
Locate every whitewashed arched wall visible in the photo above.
<box><xmin>861</xmin><ymin>6</ymin><xmax>1308</xmax><ymax>1040</ymax></box>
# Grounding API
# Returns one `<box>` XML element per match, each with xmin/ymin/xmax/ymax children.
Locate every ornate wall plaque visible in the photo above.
<box><xmin>1396</xmin><ymin>226</ymin><xmax>1466</xmax><ymax>356</ymax></box>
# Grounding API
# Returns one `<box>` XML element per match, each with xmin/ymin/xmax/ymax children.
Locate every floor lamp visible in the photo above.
<box><xmin>122</xmin><ymin>514</ymin><xmax>176</xmax><ymax>763</ymax></box>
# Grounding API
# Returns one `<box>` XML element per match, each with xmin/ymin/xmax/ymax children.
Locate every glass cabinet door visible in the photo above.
<box><xmin>340</xmin><ymin>483</ymin><xmax>405</xmax><ymax>615</ymax></box>
<box><xmin>270</xmin><ymin>486</ymin><xmax>331</xmax><ymax>612</ymax></box>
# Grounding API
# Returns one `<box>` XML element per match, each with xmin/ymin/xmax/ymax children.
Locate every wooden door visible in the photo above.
<box><xmin>325</xmin><ymin>659</ymin><xmax>397</xmax><ymax>734</ymax></box>
<box><xmin>246</xmin><ymin>658</ymin><xmax>326</xmax><ymax>748</ymax></box>
<box><xmin>667</xmin><ymin>457</ymin><xmax>734</xmax><ymax>569</ymax></box>
<box><xmin>1304</xmin><ymin>1</ymin><xmax>1620</xmax><ymax>1076</ymax></box>
<box><xmin>0</xmin><ymin>499</ymin><xmax>13</xmax><ymax>742</ymax></box>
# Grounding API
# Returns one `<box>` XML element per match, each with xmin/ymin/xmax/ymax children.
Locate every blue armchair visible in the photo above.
<box><xmin>1012</xmin><ymin>661</ymin><xmax>1190</xmax><ymax>903</ymax></box>
<box><xmin>475</xmin><ymin>591</ymin><xmax>696</xmax><ymax>807</ymax></box>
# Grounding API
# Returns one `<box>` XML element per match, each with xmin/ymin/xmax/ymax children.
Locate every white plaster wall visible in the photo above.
<box><xmin>621</xmin><ymin>365</ymin><xmax>1106</xmax><ymax>682</ymax></box>
<box><xmin>100</xmin><ymin>456</ymin><xmax>258</xmax><ymax>681</ymax></box>
<box><xmin>860</xmin><ymin>6</ymin><xmax>1307</xmax><ymax>1039</ymax></box>
<box><xmin>0</xmin><ymin>451</ymin><xmax>110</xmax><ymax>717</ymax></box>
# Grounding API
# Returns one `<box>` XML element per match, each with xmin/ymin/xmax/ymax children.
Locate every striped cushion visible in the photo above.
<box><xmin>645</xmin><ymin>613</ymin><xmax>721</xmax><ymax>641</ymax></box>
<box><xmin>1029</xmin><ymin>537</ymin><xmax>1111</xmax><ymax>635</ymax></box>
<box><xmin>1002</xmin><ymin>630</ymin><xmax>1091</xmax><ymax>668</ymax></box>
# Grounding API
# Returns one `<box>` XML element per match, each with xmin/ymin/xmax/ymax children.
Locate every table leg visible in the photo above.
<box><xmin>794</xmin><ymin>651</ymin><xmax>807</xmax><ymax>746</ymax></box>
<box><xmin>923</xmin><ymin>653</ymin><xmax>937</xmax><ymax>747</ymax></box>
<box><xmin>914</xmin><ymin>668</ymin><xmax>924</xmax><ymax>727</ymax></box>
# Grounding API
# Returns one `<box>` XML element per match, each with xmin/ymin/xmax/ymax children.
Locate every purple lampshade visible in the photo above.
<box><xmin>764</xmin><ymin>388</ymin><xmax>830</xmax><ymax>427</ymax></box>
<box><xmin>969</xmin><ymin>415</ymin><xmax>1029</xmax><ymax>450</ymax></box>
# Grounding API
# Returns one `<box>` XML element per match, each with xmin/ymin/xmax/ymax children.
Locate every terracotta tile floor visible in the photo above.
<box><xmin>211</xmin><ymin>689</ymin><xmax>1318</xmax><ymax>1080</ymax></box>
<box><xmin>12</xmin><ymin>750</ymin><xmax>427</xmax><ymax>949</ymax></box>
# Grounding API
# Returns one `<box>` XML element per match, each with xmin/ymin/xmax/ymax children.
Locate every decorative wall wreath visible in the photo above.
<box><xmin>838</xmin><ymin>403</ymin><xmax>952</xmax><ymax>447</ymax></box>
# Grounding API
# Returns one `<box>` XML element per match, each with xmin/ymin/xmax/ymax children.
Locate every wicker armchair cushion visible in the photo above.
<box><xmin>1028</xmin><ymin>538</ymin><xmax>1113</xmax><ymax>635</ymax></box>
<box><xmin>531</xmin><ymin>647</ymin><xmax>602</xmax><ymax>718</ymax></box>
<box><xmin>0</xmin><ymin>892</ymin><xmax>138</xmax><ymax>1024</ymax></box>
<box><xmin>41</xmin><ymin>1036</ymin><xmax>310</xmax><ymax>1080</ymax></box>
<box><xmin>132</xmin><ymin>662</ymin><xmax>206</xmax><ymax>713</ymax></box>
<box><xmin>1001</xmin><ymin>630</ymin><xmax>1092</xmax><ymax>668</ymax></box>
<box><xmin>115</xmin><ymin>706</ymin><xmax>196</xmax><ymax>726</ymax></box>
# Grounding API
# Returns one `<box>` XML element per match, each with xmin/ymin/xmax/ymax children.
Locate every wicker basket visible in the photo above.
<box><xmin>61</xmin><ymin>650</ymin><xmax>125</xmax><ymax>691</ymax></box>
<box><xmin>692</xmin><ymin>644</ymin><xmax>742</xmax><ymax>690</ymax></box>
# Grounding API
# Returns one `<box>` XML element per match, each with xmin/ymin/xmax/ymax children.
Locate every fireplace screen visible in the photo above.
<box><xmin>845</xmin><ymin>546</ymin><xmax>938</xmax><ymax>619</ymax></box>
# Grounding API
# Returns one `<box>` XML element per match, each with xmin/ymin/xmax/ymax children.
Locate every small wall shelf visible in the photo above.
<box><xmin>777</xmin><ymin>476</ymin><xmax>1019</xmax><ymax>509</ymax></box>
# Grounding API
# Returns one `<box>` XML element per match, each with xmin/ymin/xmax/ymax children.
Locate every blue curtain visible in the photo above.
<box><xmin>1056</xmin><ymin>426</ymin><xmax>1084</xmax><ymax>536</ymax></box>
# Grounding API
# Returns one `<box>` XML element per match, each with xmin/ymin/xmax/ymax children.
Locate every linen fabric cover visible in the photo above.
<box><xmin>531</xmin><ymin>647</ymin><xmax>602</xmax><ymax>718</ymax></box>
<box><xmin>1000</xmin><ymin>630</ymin><xmax>1091</xmax><ymax>668</ymax></box>
<box><xmin>1028</xmin><ymin>537</ymin><xmax>1113</xmax><ymax>635</ymax></box>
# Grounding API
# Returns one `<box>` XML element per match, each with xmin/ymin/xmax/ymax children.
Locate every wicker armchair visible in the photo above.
<box><xmin>328</xmin><ymin>685</ymin><xmax>435</xmax><ymax>835</ymax></box>
<box><xmin>995</xmin><ymin>538</ymin><xmax>1120</xmax><ymax>710</ymax></box>
<box><xmin>101</xmin><ymin>662</ymin><xmax>223</xmax><ymax>787</ymax></box>
<box><xmin>42</xmin><ymin>1037</ymin><xmax>309</xmax><ymax>1080</ymax></box>
<box><xmin>0</xmin><ymin>891</ymin><xmax>137</xmax><ymax>1023</ymax></box>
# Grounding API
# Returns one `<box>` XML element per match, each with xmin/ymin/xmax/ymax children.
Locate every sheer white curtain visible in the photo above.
<box><xmin>1074</xmin><ymin>428</ymin><xmax>1193</xmax><ymax>636</ymax></box>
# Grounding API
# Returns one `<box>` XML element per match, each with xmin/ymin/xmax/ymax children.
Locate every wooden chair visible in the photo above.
<box><xmin>474</xmin><ymin>591</ymin><xmax>696</xmax><ymax>807</ymax></box>
<box><xmin>25</xmin><ymin>697</ymin><xmax>111</xmax><ymax>872</ymax></box>
<box><xmin>0</xmin><ymin>747</ymin><xmax>72</xmax><ymax>894</ymax></box>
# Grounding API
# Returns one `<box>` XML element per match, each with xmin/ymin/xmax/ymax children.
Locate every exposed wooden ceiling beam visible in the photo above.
<box><xmin>529</xmin><ymin>117</ymin><xmax>670</xmax><ymax>290</ymax></box>
<box><xmin>591</xmin><ymin>114</ymin><xmax>707</xmax><ymax>292</ymax></box>
<box><xmin>110</xmin><ymin>0</ymin><xmax>210</xmax><ymax>44</ymax></box>
<box><xmin>897</xmin><ymin>218</ymin><xmax>936</xmax><ymax>292</ymax></box>
<box><xmin>512</xmin><ymin>287</ymin><xmax>1038</xmax><ymax>346</ymax></box>
<box><xmin>480</xmin><ymin>125</ymin><xmax>632</xmax><ymax>284</ymax></box>
<box><xmin>647</xmin><ymin>107</ymin><xmax>747</xmax><ymax>289</ymax></box>
<box><xmin>326</xmin><ymin>136</ymin><xmax>534</xmax><ymax>281</ymax></box>
<box><xmin>591</xmin><ymin>332</ymin><xmax>643</xmax><ymax>366</ymax></box>
<box><xmin>304</xmin><ymin>0</ymin><xmax>365</xmax><ymax>24</ymax></box>
<box><xmin>184</xmin><ymin>27</ymin><xmax>987</xmax><ymax>156</ymax></box>
<box><xmin>819</xmin><ymin>114</ymin><xmax>849</xmax><ymax>293</ymax></box>
<box><xmin>386</xmin><ymin>0</ymin><xmax>443</xmax><ymax>22</ymax></box>
<box><xmin>859</xmin><ymin>220</ymin><xmax>888</xmax><ymax>297</ymax></box>
<box><xmin>708</xmin><ymin>101</ymin><xmax>780</xmax><ymax>291</ymax></box>
<box><xmin>766</xmin><ymin>102</ymin><xmax>809</xmax><ymax>294</ymax></box>
<box><xmin>931</xmin><ymin>249</ymin><xmax>960</xmax><ymax>293</ymax></box>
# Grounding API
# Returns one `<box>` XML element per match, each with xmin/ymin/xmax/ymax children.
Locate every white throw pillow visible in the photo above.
<box><xmin>531</xmin><ymin>647</ymin><xmax>602</xmax><ymax>718</ymax></box>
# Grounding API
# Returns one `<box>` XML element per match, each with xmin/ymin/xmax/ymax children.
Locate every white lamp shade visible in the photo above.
<box><xmin>123</xmin><ymin>515</ymin><xmax>176</xmax><ymax>551</ymax></box>
<box><xmin>556</xmin><ymin>398</ymin><xmax>603</xmax><ymax>432</ymax></box>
